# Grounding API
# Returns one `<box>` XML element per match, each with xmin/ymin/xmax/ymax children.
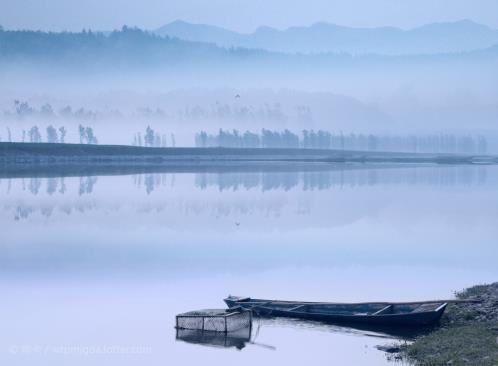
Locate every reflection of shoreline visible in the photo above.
<box><xmin>0</xmin><ymin>165</ymin><xmax>489</xmax><ymax>198</ymax></box>
<box><xmin>0</xmin><ymin>161</ymin><xmax>428</xmax><ymax>179</ymax></box>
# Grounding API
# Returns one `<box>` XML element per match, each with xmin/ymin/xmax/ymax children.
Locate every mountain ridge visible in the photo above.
<box><xmin>154</xmin><ymin>19</ymin><xmax>498</xmax><ymax>55</ymax></box>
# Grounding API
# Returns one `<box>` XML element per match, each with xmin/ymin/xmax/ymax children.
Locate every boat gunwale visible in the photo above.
<box><xmin>225</xmin><ymin>297</ymin><xmax>450</xmax><ymax>306</ymax></box>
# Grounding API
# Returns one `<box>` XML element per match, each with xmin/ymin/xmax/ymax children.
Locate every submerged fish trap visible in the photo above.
<box><xmin>175</xmin><ymin>308</ymin><xmax>252</xmax><ymax>333</ymax></box>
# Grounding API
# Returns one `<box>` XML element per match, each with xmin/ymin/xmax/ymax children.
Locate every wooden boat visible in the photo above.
<box><xmin>224</xmin><ymin>296</ymin><xmax>448</xmax><ymax>326</ymax></box>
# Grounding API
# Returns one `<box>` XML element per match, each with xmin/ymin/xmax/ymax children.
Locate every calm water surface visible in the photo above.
<box><xmin>1</xmin><ymin>164</ymin><xmax>497</xmax><ymax>365</ymax></box>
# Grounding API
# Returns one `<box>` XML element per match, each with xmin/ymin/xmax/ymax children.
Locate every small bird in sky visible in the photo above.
<box><xmin>235</xmin><ymin>94</ymin><xmax>241</xmax><ymax>98</ymax></box>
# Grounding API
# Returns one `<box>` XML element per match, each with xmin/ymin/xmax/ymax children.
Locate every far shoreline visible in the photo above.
<box><xmin>1</xmin><ymin>142</ymin><xmax>496</xmax><ymax>167</ymax></box>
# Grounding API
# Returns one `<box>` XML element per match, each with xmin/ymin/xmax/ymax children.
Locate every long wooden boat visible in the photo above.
<box><xmin>224</xmin><ymin>296</ymin><xmax>448</xmax><ymax>326</ymax></box>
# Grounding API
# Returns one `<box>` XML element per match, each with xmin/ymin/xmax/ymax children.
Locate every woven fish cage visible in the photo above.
<box><xmin>176</xmin><ymin>308</ymin><xmax>252</xmax><ymax>333</ymax></box>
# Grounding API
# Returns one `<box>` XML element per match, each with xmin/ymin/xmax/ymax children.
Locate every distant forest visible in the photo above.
<box><xmin>0</xmin><ymin>26</ymin><xmax>268</xmax><ymax>66</ymax></box>
<box><xmin>1</xmin><ymin>26</ymin><xmax>497</xmax><ymax>69</ymax></box>
<box><xmin>195</xmin><ymin>129</ymin><xmax>488</xmax><ymax>154</ymax></box>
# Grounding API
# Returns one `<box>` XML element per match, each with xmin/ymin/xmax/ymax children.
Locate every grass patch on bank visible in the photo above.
<box><xmin>397</xmin><ymin>283</ymin><xmax>498</xmax><ymax>365</ymax></box>
<box><xmin>403</xmin><ymin>323</ymin><xmax>498</xmax><ymax>365</ymax></box>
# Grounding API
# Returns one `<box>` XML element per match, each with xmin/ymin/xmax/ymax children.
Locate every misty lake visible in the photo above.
<box><xmin>1</xmin><ymin>163</ymin><xmax>497</xmax><ymax>365</ymax></box>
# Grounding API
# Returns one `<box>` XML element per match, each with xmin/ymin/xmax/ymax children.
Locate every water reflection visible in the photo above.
<box><xmin>176</xmin><ymin>327</ymin><xmax>252</xmax><ymax>350</ymax></box>
<box><xmin>79</xmin><ymin>176</ymin><xmax>98</xmax><ymax>195</ymax></box>
<box><xmin>261</xmin><ymin>317</ymin><xmax>434</xmax><ymax>341</ymax></box>
<box><xmin>0</xmin><ymin>165</ymin><xmax>496</xmax><ymax>225</ymax></box>
<box><xmin>195</xmin><ymin>165</ymin><xmax>488</xmax><ymax>192</ymax></box>
<box><xmin>1</xmin><ymin>164</ymin><xmax>497</xmax><ymax>366</ymax></box>
<box><xmin>174</xmin><ymin>316</ymin><xmax>430</xmax><ymax>353</ymax></box>
<box><xmin>173</xmin><ymin>315</ymin><xmax>433</xmax><ymax>366</ymax></box>
<box><xmin>0</xmin><ymin>165</ymin><xmax>492</xmax><ymax>198</ymax></box>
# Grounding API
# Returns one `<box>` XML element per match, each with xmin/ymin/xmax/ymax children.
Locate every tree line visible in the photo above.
<box><xmin>0</xmin><ymin>125</ymin><xmax>96</xmax><ymax>144</ymax></box>
<box><xmin>0</xmin><ymin>26</ymin><xmax>262</xmax><ymax>66</ymax></box>
<box><xmin>195</xmin><ymin>129</ymin><xmax>488</xmax><ymax>154</ymax></box>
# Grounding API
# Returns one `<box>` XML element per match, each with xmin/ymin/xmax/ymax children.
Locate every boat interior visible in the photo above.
<box><xmin>229</xmin><ymin>298</ymin><xmax>446</xmax><ymax>315</ymax></box>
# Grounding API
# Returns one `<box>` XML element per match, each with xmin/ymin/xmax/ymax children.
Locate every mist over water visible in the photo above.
<box><xmin>1</xmin><ymin>165</ymin><xmax>497</xmax><ymax>365</ymax></box>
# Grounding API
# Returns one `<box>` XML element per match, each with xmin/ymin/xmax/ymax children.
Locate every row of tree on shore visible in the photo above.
<box><xmin>132</xmin><ymin>126</ymin><xmax>176</xmax><ymax>147</ymax></box>
<box><xmin>195</xmin><ymin>129</ymin><xmax>488</xmax><ymax>154</ymax></box>
<box><xmin>1</xmin><ymin>125</ymin><xmax>177</xmax><ymax>146</ymax></box>
<box><xmin>0</xmin><ymin>125</ymin><xmax>489</xmax><ymax>154</ymax></box>
<box><xmin>0</xmin><ymin>125</ymin><xmax>96</xmax><ymax>144</ymax></box>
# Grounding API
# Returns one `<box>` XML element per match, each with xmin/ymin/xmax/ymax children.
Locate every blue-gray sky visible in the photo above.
<box><xmin>1</xmin><ymin>0</ymin><xmax>498</xmax><ymax>32</ymax></box>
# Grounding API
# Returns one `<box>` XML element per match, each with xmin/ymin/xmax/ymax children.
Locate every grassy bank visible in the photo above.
<box><xmin>399</xmin><ymin>283</ymin><xmax>498</xmax><ymax>365</ymax></box>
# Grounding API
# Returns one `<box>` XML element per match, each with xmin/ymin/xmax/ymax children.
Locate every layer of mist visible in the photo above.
<box><xmin>1</xmin><ymin>26</ymin><xmax>497</xmax><ymax>150</ymax></box>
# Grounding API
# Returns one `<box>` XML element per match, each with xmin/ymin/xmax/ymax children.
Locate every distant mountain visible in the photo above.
<box><xmin>155</xmin><ymin>19</ymin><xmax>498</xmax><ymax>55</ymax></box>
<box><xmin>154</xmin><ymin>20</ymin><xmax>238</xmax><ymax>46</ymax></box>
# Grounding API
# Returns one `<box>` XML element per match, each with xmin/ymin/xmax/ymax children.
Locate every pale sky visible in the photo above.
<box><xmin>1</xmin><ymin>0</ymin><xmax>498</xmax><ymax>32</ymax></box>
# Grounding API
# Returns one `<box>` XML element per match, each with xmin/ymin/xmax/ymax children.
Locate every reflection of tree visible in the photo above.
<box><xmin>195</xmin><ymin>167</ymin><xmax>488</xmax><ymax>192</ymax></box>
<box><xmin>29</xmin><ymin>178</ymin><xmax>42</xmax><ymax>195</ymax></box>
<box><xmin>9</xmin><ymin>201</ymin><xmax>100</xmax><ymax>220</ymax></box>
<box><xmin>46</xmin><ymin>177</ymin><xmax>58</xmax><ymax>195</ymax></box>
<box><xmin>0</xmin><ymin>165</ymin><xmax>490</xmax><ymax>203</ymax></box>
<box><xmin>144</xmin><ymin>174</ymin><xmax>155</xmax><ymax>194</ymax></box>
<box><xmin>60</xmin><ymin>205</ymin><xmax>72</xmax><ymax>215</ymax></box>
<box><xmin>133</xmin><ymin>174</ymin><xmax>142</xmax><ymax>188</ymax></box>
<box><xmin>134</xmin><ymin>174</ymin><xmax>174</xmax><ymax>193</ymax></box>
<box><xmin>477</xmin><ymin>166</ymin><xmax>487</xmax><ymax>185</ymax></box>
<box><xmin>262</xmin><ymin>172</ymin><xmax>298</xmax><ymax>191</ymax></box>
<box><xmin>14</xmin><ymin>205</ymin><xmax>33</xmax><ymax>220</ymax></box>
<box><xmin>41</xmin><ymin>206</ymin><xmax>54</xmax><ymax>217</ymax></box>
<box><xmin>79</xmin><ymin>176</ymin><xmax>98</xmax><ymax>195</ymax></box>
<box><xmin>59</xmin><ymin>177</ymin><xmax>66</xmax><ymax>194</ymax></box>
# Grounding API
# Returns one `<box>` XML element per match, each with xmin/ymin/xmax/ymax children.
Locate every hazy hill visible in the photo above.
<box><xmin>0</xmin><ymin>26</ymin><xmax>233</xmax><ymax>66</ymax></box>
<box><xmin>2</xmin><ymin>25</ymin><xmax>497</xmax><ymax>69</ymax></box>
<box><xmin>155</xmin><ymin>19</ymin><xmax>498</xmax><ymax>55</ymax></box>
